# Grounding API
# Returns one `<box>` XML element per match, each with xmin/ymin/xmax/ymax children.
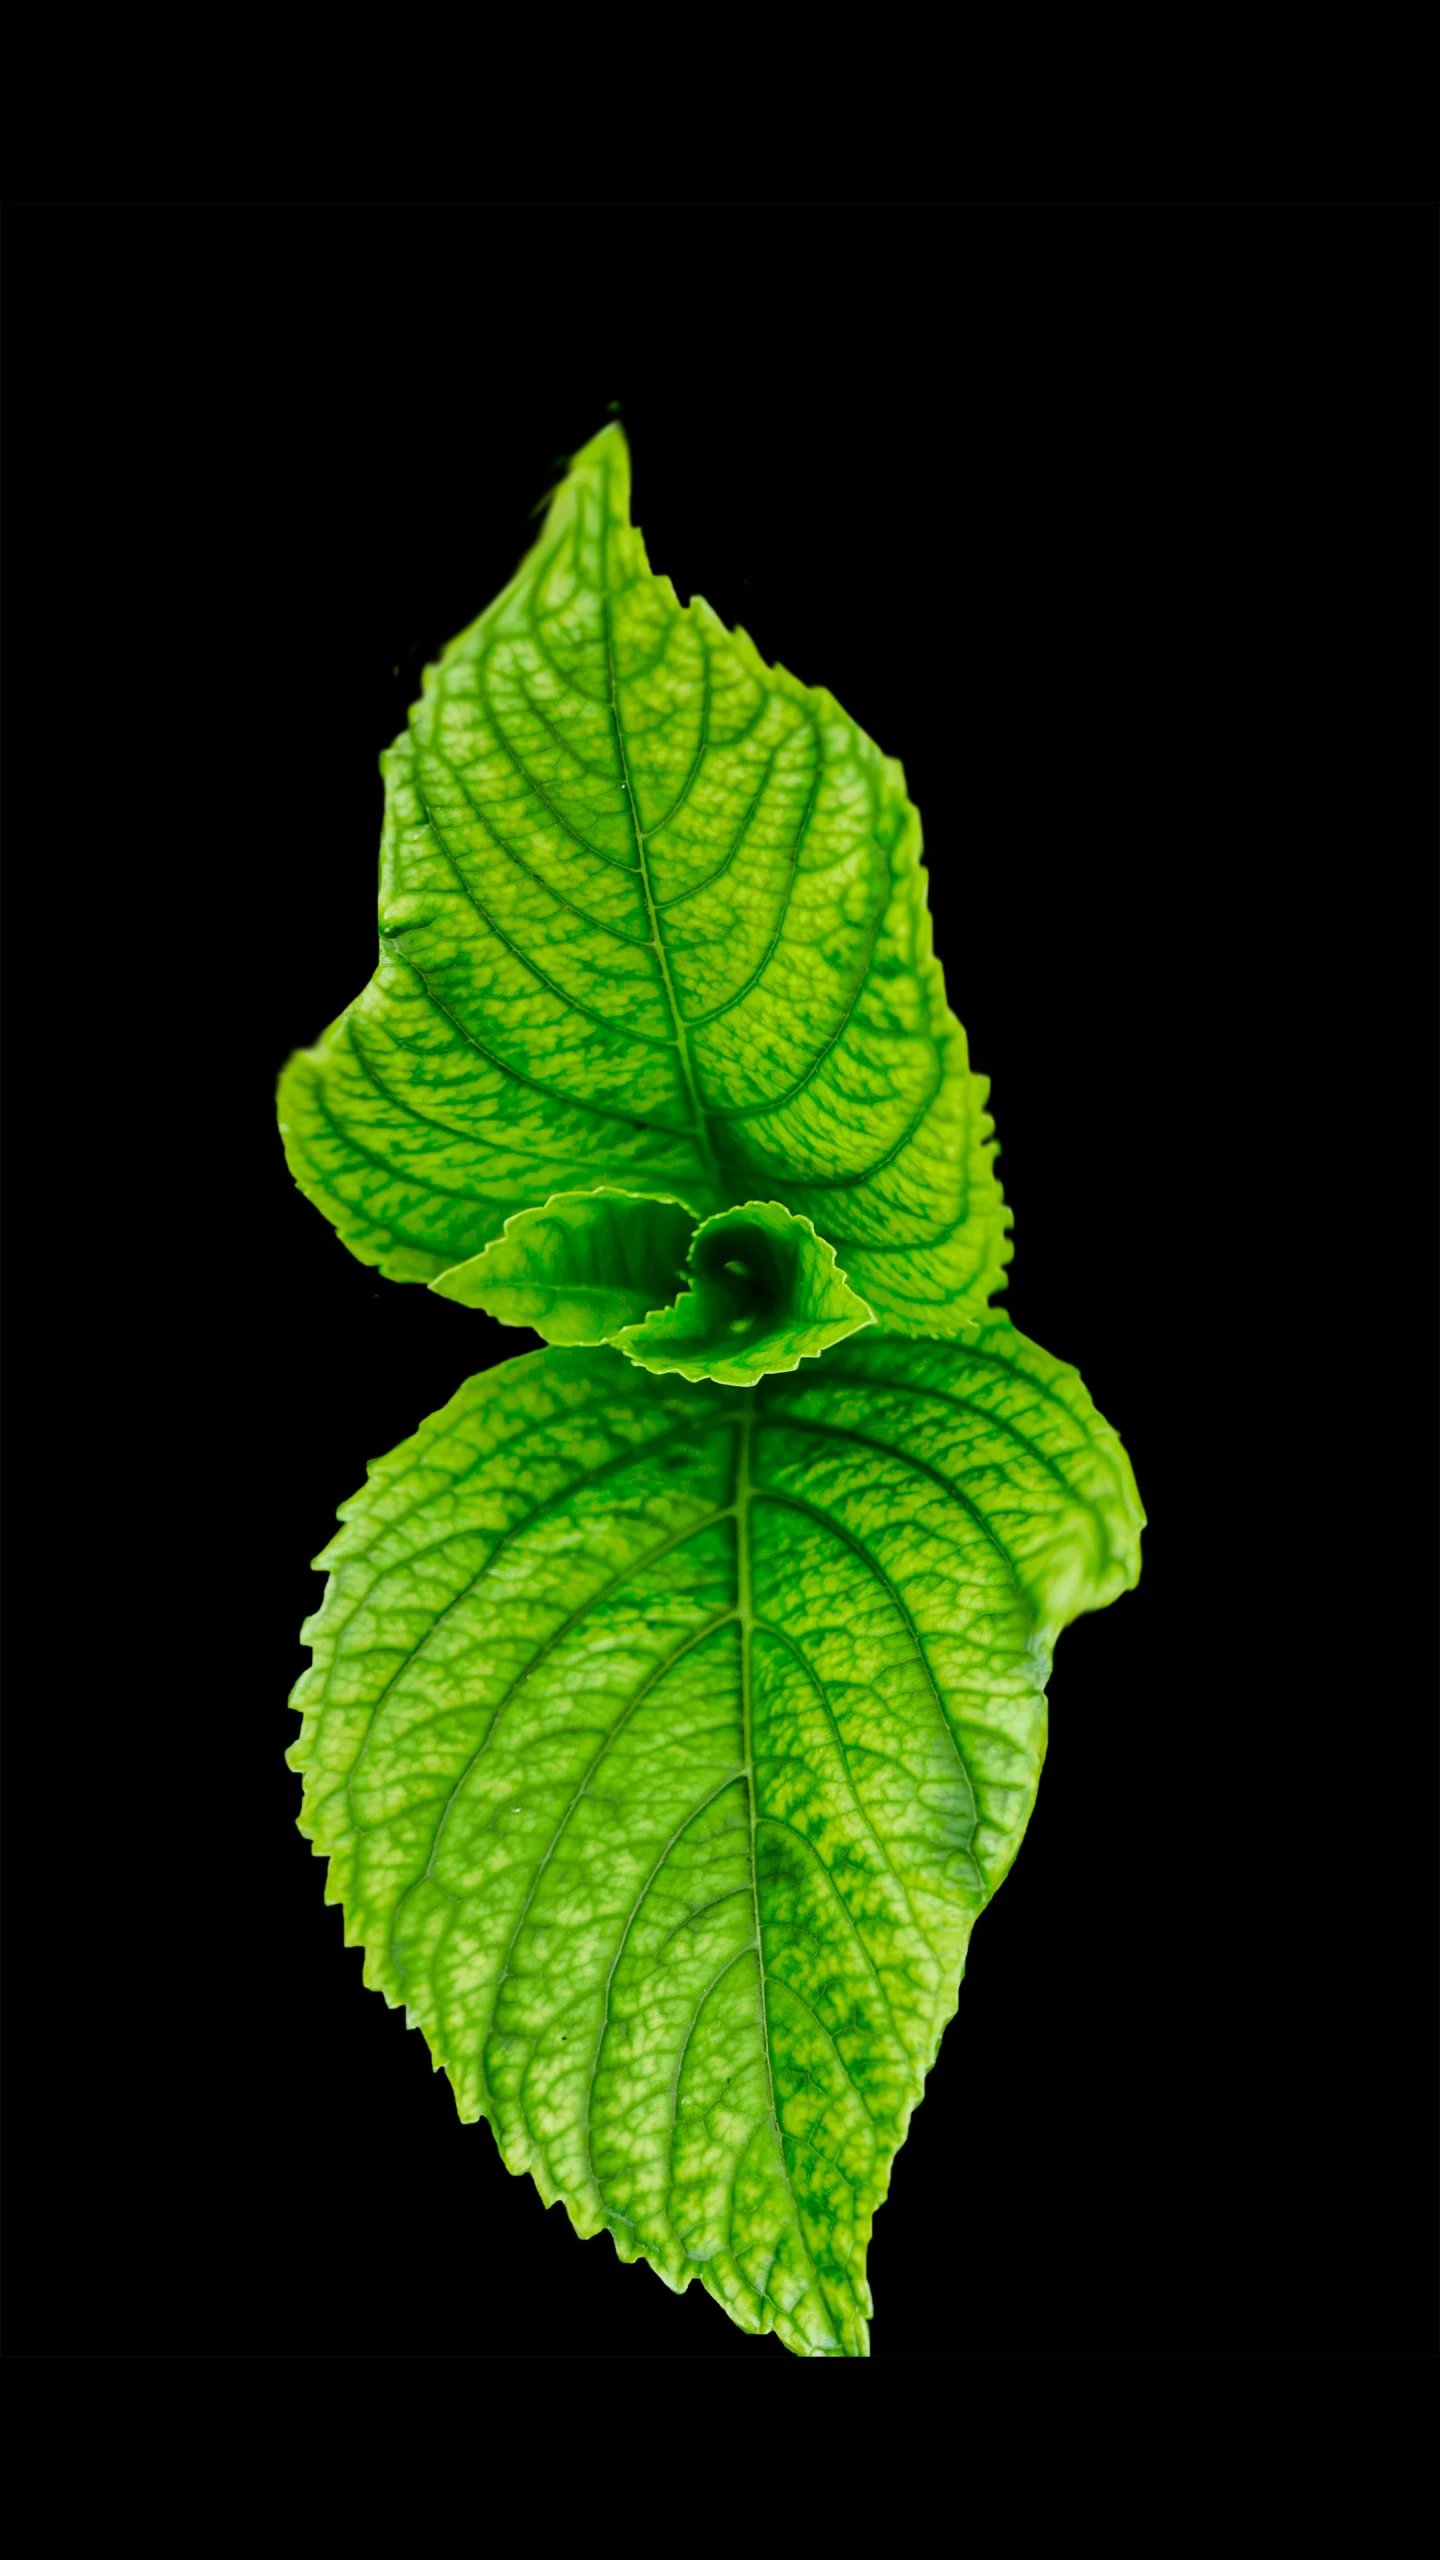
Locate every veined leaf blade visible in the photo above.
<box><xmin>278</xmin><ymin>425</ymin><xmax>1010</xmax><ymax>1327</ymax></box>
<box><xmin>291</xmin><ymin>1322</ymin><xmax>1141</xmax><ymax>2355</ymax></box>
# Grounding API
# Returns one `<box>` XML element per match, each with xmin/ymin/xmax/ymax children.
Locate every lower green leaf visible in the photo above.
<box><xmin>290</xmin><ymin>1321</ymin><xmax>1142</xmax><ymax>2356</ymax></box>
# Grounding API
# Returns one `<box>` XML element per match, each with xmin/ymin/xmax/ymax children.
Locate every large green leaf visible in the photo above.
<box><xmin>277</xmin><ymin>425</ymin><xmax>1010</xmax><ymax>1333</ymax></box>
<box><xmin>290</xmin><ymin>1320</ymin><xmax>1141</xmax><ymax>2356</ymax></box>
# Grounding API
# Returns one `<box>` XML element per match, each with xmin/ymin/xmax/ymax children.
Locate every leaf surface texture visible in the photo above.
<box><xmin>291</xmin><ymin>1323</ymin><xmax>1140</xmax><ymax>2355</ymax></box>
<box><xmin>277</xmin><ymin>427</ymin><xmax>1009</xmax><ymax>1332</ymax></box>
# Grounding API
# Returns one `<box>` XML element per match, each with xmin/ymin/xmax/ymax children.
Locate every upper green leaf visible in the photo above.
<box><xmin>615</xmin><ymin>1199</ymin><xmax>873</xmax><ymax>1386</ymax></box>
<box><xmin>277</xmin><ymin>424</ymin><xmax>1010</xmax><ymax>1334</ymax></box>
<box><xmin>290</xmin><ymin>1319</ymin><xmax>1142</xmax><ymax>2357</ymax></box>
<box><xmin>431</xmin><ymin>1187</ymin><xmax>696</xmax><ymax>1344</ymax></box>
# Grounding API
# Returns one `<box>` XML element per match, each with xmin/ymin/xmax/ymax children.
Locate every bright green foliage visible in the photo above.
<box><xmin>431</xmin><ymin>1189</ymin><xmax>874</xmax><ymax>1385</ymax></box>
<box><xmin>282</xmin><ymin>425</ymin><xmax>1143</xmax><ymax>2357</ymax></box>
<box><xmin>277</xmin><ymin>424</ymin><xmax>1009</xmax><ymax>1336</ymax></box>
<box><xmin>290</xmin><ymin>1322</ymin><xmax>1141</xmax><ymax>2358</ymax></box>
<box><xmin>616</xmin><ymin>1200</ymin><xmax>873</xmax><ymax>1386</ymax></box>
<box><xmin>432</xmin><ymin>1188</ymin><xmax>696</xmax><ymax>1344</ymax></box>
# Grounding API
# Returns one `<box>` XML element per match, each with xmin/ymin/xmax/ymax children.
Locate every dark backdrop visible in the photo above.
<box><xmin>5</xmin><ymin>206</ymin><xmax>1435</xmax><ymax>2359</ymax></box>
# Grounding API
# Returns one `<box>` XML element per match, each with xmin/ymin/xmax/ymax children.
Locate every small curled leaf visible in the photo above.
<box><xmin>615</xmin><ymin>1199</ymin><xmax>874</xmax><ymax>1385</ymax></box>
<box><xmin>431</xmin><ymin>1188</ymin><xmax>697</xmax><ymax>1344</ymax></box>
<box><xmin>434</xmin><ymin>1189</ymin><xmax>875</xmax><ymax>1386</ymax></box>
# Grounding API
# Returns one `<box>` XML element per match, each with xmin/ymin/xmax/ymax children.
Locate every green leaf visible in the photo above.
<box><xmin>615</xmin><ymin>1199</ymin><xmax>874</xmax><ymax>1386</ymax></box>
<box><xmin>290</xmin><ymin>1319</ymin><xmax>1142</xmax><ymax>2357</ymax></box>
<box><xmin>430</xmin><ymin>1188</ymin><xmax>697</xmax><ymax>1345</ymax></box>
<box><xmin>433</xmin><ymin>1188</ymin><xmax>875</xmax><ymax>1385</ymax></box>
<box><xmin>277</xmin><ymin>423</ymin><xmax>1010</xmax><ymax>1331</ymax></box>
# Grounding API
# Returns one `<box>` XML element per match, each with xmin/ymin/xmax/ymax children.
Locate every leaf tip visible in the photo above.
<box><xmin>561</xmin><ymin>416</ymin><xmax>632</xmax><ymax>510</ymax></box>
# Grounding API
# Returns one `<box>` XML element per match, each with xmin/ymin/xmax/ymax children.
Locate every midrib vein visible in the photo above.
<box><xmin>603</xmin><ymin>600</ymin><xmax>722</xmax><ymax>1195</ymax></box>
<box><xmin>736</xmin><ymin>1408</ymin><xmax>803</xmax><ymax>2257</ymax></box>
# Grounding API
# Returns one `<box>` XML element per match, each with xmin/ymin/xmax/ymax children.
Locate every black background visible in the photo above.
<box><xmin>6</xmin><ymin>207</ymin><xmax>1435</xmax><ymax>2360</ymax></box>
